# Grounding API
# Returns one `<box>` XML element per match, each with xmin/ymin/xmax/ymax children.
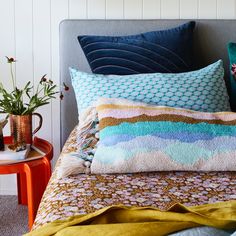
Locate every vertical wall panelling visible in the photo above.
<box><xmin>15</xmin><ymin>0</ymin><xmax>34</xmax><ymax>88</ymax></box>
<box><xmin>33</xmin><ymin>0</ymin><xmax>52</xmax><ymax>141</ymax></box>
<box><xmin>88</xmin><ymin>0</ymin><xmax>106</xmax><ymax>19</ymax></box>
<box><xmin>124</xmin><ymin>0</ymin><xmax>143</xmax><ymax>19</ymax></box>
<box><xmin>6</xmin><ymin>0</ymin><xmax>34</xmax><ymax>195</ymax></box>
<box><xmin>0</xmin><ymin>0</ymin><xmax>15</xmax><ymax>127</ymax></box>
<box><xmin>143</xmin><ymin>0</ymin><xmax>161</xmax><ymax>19</ymax></box>
<box><xmin>161</xmin><ymin>0</ymin><xmax>180</xmax><ymax>19</ymax></box>
<box><xmin>106</xmin><ymin>0</ymin><xmax>124</xmax><ymax>19</ymax></box>
<box><xmin>69</xmin><ymin>0</ymin><xmax>87</xmax><ymax>19</ymax></box>
<box><xmin>180</xmin><ymin>0</ymin><xmax>198</xmax><ymax>19</ymax></box>
<box><xmin>0</xmin><ymin>0</ymin><xmax>16</xmax><ymax>195</ymax></box>
<box><xmin>1</xmin><ymin>0</ymin><xmax>236</xmax><ymax>195</ymax></box>
<box><xmin>217</xmin><ymin>0</ymin><xmax>235</xmax><ymax>19</ymax></box>
<box><xmin>51</xmin><ymin>0</ymin><xmax>69</xmax><ymax>165</ymax></box>
<box><xmin>198</xmin><ymin>0</ymin><xmax>217</xmax><ymax>19</ymax></box>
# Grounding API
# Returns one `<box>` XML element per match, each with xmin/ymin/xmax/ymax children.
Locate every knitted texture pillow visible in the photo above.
<box><xmin>91</xmin><ymin>98</ymin><xmax>236</xmax><ymax>174</ymax></box>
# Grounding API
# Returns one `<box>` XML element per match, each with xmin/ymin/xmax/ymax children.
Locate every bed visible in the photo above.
<box><xmin>30</xmin><ymin>20</ymin><xmax>236</xmax><ymax>235</ymax></box>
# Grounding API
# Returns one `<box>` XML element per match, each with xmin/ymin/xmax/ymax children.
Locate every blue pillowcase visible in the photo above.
<box><xmin>70</xmin><ymin>60</ymin><xmax>231</xmax><ymax>114</ymax></box>
<box><xmin>78</xmin><ymin>21</ymin><xmax>195</xmax><ymax>75</ymax></box>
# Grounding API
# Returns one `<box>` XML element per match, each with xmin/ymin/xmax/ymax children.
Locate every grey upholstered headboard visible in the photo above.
<box><xmin>60</xmin><ymin>19</ymin><xmax>236</xmax><ymax>147</ymax></box>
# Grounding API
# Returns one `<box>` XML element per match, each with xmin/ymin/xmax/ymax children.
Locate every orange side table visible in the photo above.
<box><xmin>0</xmin><ymin>136</ymin><xmax>53</xmax><ymax>229</ymax></box>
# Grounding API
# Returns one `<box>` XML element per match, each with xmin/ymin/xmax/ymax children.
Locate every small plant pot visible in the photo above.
<box><xmin>10</xmin><ymin>113</ymin><xmax>43</xmax><ymax>145</ymax></box>
<box><xmin>0</xmin><ymin>119</ymin><xmax>8</xmax><ymax>151</ymax></box>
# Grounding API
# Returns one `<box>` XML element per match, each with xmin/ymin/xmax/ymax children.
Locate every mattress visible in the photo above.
<box><xmin>33</xmin><ymin>126</ymin><xmax>236</xmax><ymax>229</ymax></box>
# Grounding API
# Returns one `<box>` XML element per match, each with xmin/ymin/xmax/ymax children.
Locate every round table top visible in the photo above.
<box><xmin>0</xmin><ymin>136</ymin><xmax>53</xmax><ymax>167</ymax></box>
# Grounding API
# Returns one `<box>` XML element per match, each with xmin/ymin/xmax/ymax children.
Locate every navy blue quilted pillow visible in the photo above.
<box><xmin>78</xmin><ymin>21</ymin><xmax>195</xmax><ymax>75</ymax></box>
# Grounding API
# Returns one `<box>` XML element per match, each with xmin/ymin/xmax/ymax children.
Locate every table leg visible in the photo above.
<box><xmin>42</xmin><ymin>157</ymin><xmax>52</xmax><ymax>182</ymax></box>
<box><xmin>24</xmin><ymin>161</ymin><xmax>49</xmax><ymax>229</ymax></box>
<box><xmin>17</xmin><ymin>172</ymin><xmax>28</xmax><ymax>205</ymax></box>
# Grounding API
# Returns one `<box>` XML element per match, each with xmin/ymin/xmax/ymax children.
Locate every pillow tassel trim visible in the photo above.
<box><xmin>57</xmin><ymin>106</ymin><xmax>98</xmax><ymax>178</ymax></box>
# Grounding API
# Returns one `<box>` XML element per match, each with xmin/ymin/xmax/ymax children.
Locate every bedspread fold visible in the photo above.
<box><xmin>26</xmin><ymin>200</ymin><xmax>236</xmax><ymax>236</ymax></box>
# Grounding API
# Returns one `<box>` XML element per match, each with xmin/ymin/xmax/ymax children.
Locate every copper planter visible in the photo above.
<box><xmin>0</xmin><ymin>119</ymin><xmax>8</xmax><ymax>151</ymax></box>
<box><xmin>10</xmin><ymin>113</ymin><xmax>43</xmax><ymax>145</ymax></box>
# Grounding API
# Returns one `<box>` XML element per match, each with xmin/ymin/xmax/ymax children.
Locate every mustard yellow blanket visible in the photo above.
<box><xmin>26</xmin><ymin>201</ymin><xmax>236</xmax><ymax>236</ymax></box>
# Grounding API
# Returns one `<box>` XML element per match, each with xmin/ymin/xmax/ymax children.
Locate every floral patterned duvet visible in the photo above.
<box><xmin>33</xmin><ymin>127</ymin><xmax>236</xmax><ymax>229</ymax></box>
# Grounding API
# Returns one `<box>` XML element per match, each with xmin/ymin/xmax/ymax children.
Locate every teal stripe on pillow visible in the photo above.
<box><xmin>100</xmin><ymin>121</ymin><xmax>236</xmax><ymax>140</ymax></box>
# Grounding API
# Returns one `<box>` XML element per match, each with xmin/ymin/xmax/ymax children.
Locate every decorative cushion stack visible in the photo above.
<box><xmin>60</xmin><ymin>22</ymin><xmax>234</xmax><ymax>178</ymax></box>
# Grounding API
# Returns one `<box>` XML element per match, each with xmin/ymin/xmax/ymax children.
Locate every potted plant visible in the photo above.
<box><xmin>0</xmin><ymin>57</ymin><xmax>68</xmax><ymax>150</ymax></box>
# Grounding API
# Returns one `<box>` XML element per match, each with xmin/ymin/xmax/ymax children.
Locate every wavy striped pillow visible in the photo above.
<box><xmin>91</xmin><ymin>98</ymin><xmax>236</xmax><ymax>174</ymax></box>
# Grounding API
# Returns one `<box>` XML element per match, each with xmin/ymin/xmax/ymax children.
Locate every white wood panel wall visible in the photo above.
<box><xmin>0</xmin><ymin>0</ymin><xmax>236</xmax><ymax>194</ymax></box>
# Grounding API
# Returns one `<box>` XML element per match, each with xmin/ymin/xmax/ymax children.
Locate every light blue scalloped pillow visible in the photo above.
<box><xmin>169</xmin><ymin>226</ymin><xmax>234</xmax><ymax>236</ymax></box>
<box><xmin>70</xmin><ymin>60</ymin><xmax>230</xmax><ymax>114</ymax></box>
